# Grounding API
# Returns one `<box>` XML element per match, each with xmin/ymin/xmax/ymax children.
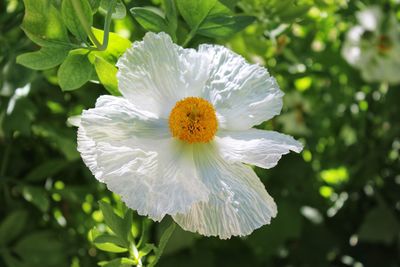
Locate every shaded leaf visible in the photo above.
<box><xmin>57</xmin><ymin>52</ymin><xmax>93</xmax><ymax>91</ymax></box>
<box><xmin>164</xmin><ymin>0</ymin><xmax>178</xmax><ymax>34</ymax></box>
<box><xmin>62</xmin><ymin>0</ymin><xmax>93</xmax><ymax>41</ymax></box>
<box><xmin>22</xmin><ymin>186</ymin><xmax>50</xmax><ymax>212</ymax></box>
<box><xmin>0</xmin><ymin>210</ymin><xmax>28</xmax><ymax>246</ymax></box>
<box><xmin>358</xmin><ymin>204</ymin><xmax>400</xmax><ymax>244</ymax></box>
<box><xmin>100</xmin><ymin>0</ymin><xmax>126</xmax><ymax>19</ymax></box>
<box><xmin>16</xmin><ymin>46</ymin><xmax>70</xmax><ymax>70</ymax></box>
<box><xmin>148</xmin><ymin>221</ymin><xmax>176</xmax><ymax>267</ymax></box>
<box><xmin>25</xmin><ymin>159</ymin><xmax>70</xmax><ymax>182</ymax></box>
<box><xmin>130</xmin><ymin>7</ymin><xmax>169</xmax><ymax>33</ymax></box>
<box><xmin>13</xmin><ymin>231</ymin><xmax>67</xmax><ymax>267</ymax></box>
<box><xmin>176</xmin><ymin>0</ymin><xmax>217</xmax><ymax>29</ymax></box>
<box><xmin>99</xmin><ymin>201</ymin><xmax>130</xmax><ymax>246</ymax></box>
<box><xmin>198</xmin><ymin>15</ymin><xmax>255</xmax><ymax>38</ymax></box>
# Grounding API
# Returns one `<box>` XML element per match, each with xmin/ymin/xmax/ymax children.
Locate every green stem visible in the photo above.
<box><xmin>99</xmin><ymin>0</ymin><xmax>116</xmax><ymax>51</ymax></box>
<box><xmin>71</xmin><ymin>0</ymin><xmax>116</xmax><ymax>51</ymax></box>
<box><xmin>71</xmin><ymin>0</ymin><xmax>102</xmax><ymax>48</ymax></box>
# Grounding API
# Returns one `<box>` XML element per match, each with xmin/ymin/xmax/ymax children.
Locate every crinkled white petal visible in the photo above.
<box><xmin>197</xmin><ymin>44</ymin><xmax>284</xmax><ymax>131</ymax></box>
<box><xmin>116</xmin><ymin>32</ymin><xmax>210</xmax><ymax>117</ymax></box>
<box><xmin>77</xmin><ymin>95</ymin><xmax>167</xmax><ymax>180</ymax></box>
<box><xmin>216</xmin><ymin>129</ymin><xmax>303</xmax><ymax>169</ymax></box>
<box><xmin>173</xmin><ymin>143</ymin><xmax>277</xmax><ymax>239</ymax></box>
<box><xmin>77</xmin><ymin>96</ymin><xmax>209</xmax><ymax>221</ymax></box>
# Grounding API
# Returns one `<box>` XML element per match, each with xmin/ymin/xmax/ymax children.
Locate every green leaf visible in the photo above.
<box><xmin>246</xmin><ymin>202</ymin><xmax>303</xmax><ymax>258</ymax></box>
<box><xmin>25</xmin><ymin>159</ymin><xmax>70</xmax><ymax>182</ymax></box>
<box><xmin>164</xmin><ymin>0</ymin><xmax>178</xmax><ymax>35</ymax></box>
<box><xmin>92</xmin><ymin>232</ymin><xmax>129</xmax><ymax>252</ymax></box>
<box><xmin>21</xmin><ymin>0</ymin><xmax>69</xmax><ymax>47</ymax></box>
<box><xmin>176</xmin><ymin>0</ymin><xmax>217</xmax><ymax>29</ymax></box>
<box><xmin>94</xmin><ymin>242</ymin><xmax>128</xmax><ymax>253</ymax></box>
<box><xmin>94</xmin><ymin>56</ymin><xmax>120</xmax><ymax>96</ymax></box>
<box><xmin>218</xmin><ymin>0</ymin><xmax>239</xmax><ymax>10</ymax></box>
<box><xmin>16</xmin><ymin>46</ymin><xmax>70</xmax><ymax>70</ymax></box>
<box><xmin>148</xmin><ymin>221</ymin><xmax>176</xmax><ymax>267</ymax></box>
<box><xmin>22</xmin><ymin>186</ymin><xmax>50</xmax><ymax>212</ymax></box>
<box><xmin>88</xmin><ymin>0</ymin><xmax>101</xmax><ymax>13</ymax></box>
<box><xmin>57</xmin><ymin>52</ymin><xmax>93</xmax><ymax>91</ymax></box>
<box><xmin>99</xmin><ymin>201</ymin><xmax>131</xmax><ymax>245</ymax></box>
<box><xmin>62</xmin><ymin>0</ymin><xmax>93</xmax><ymax>41</ymax></box>
<box><xmin>2</xmin><ymin>250</ymin><xmax>27</xmax><ymax>267</ymax></box>
<box><xmin>90</xmin><ymin>27</ymin><xmax>131</xmax><ymax>63</ymax></box>
<box><xmin>0</xmin><ymin>210</ymin><xmax>28</xmax><ymax>246</ymax></box>
<box><xmin>94</xmin><ymin>234</ymin><xmax>127</xmax><ymax>248</ymax></box>
<box><xmin>123</xmin><ymin>209</ymin><xmax>133</xmax><ymax>242</ymax></box>
<box><xmin>130</xmin><ymin>7</ymin><xmax>170</xmax><ymax>33</ymax></box>
<box><xmin>100</xmin><ymin>0</ymin><xmax>126</xmax><ymax>19</ymax></box>
<box><xmin>358</xmin><ymin>204</ymin><xmax>400</xmax><ymax>244</ymax></box>
<box><xmin>13</xmin><ymin>231</ymin><xmax>66</xmax><ymax>267</ymax></box>
<box><xmin>31</xmin><ymin>124</ymin><xmax>80</xmax><ymax>160</ymax></box>
<box><xmin>138</xmin><ymin>243</ymin><xmax>156</xmax><ymax>258</ymax></box>
<box><xmin>99</xmin><ymin>258</ymin><xmax>136</xmax><ymax>267</ymax></box>
<box><xmin>198</xmin><ymin>15</ymin><xmax>255</xmax><ymax>38</ymax></box>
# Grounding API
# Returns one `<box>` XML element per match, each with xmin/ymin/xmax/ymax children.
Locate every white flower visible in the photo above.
<box><xmin>341</xmin><ymin>6</ymin><xmax>400</xmax><ymax>84</ymax></box>
<box><xmin>75</xmin><ymin>32</ymin><xmax>303</xmax><ymax>239</ymax></box>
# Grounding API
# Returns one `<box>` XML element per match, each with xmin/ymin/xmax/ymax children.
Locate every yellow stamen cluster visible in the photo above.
<box><xmin>168</xmin><ymin>97</ymin><xmax>218</xmax><ymax>143</ymax></box>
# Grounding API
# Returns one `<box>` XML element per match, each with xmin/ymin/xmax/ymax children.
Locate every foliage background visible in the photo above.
<box><xmin>1</xmin><ymin>0</ymin><xmax>400</xmax><ymax>266</ymax></box>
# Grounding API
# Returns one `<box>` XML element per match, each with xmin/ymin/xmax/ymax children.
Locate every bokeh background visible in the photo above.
<box><xmin>1</xmin><ymin>0</ymin><xmax>399</xmax><ymax>266</ymax></box>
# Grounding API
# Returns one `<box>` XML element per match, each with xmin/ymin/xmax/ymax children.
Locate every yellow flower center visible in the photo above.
<box><xmin>168</xmin><ymin>97</ymin><xmax>218</xmax><ymax>143</ymax></box>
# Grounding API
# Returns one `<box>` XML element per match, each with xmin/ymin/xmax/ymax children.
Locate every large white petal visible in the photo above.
<box><xmin>216</xmin><ymin>129</ymin><xmax>303</xmax><ymax>169</ymax></box>
<box><xmin>77</xmin><ymin>96</ymin><xmax>209</xmax><ymax>220</ymax></box>
<box><xmin>77</xmin><ymin>95</ymin><xmax>168</xmax><ymax>179</ymax></box>
<box><xmin>116</xmin><ymin>32</ymin><xmax>210</xmax><ymax>117</ymax></box>
<box><xmin>173</xmin><ymin>144</ymin><xmax>277</xmax><ymax>239</ymax></box>
<box><xmin>197</xmin><ymin>45</ymin><xmax>284</xmax><ymax>130</ymax></box>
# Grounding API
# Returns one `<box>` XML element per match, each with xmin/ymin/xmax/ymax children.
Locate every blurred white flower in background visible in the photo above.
<box><xmin>74</xmin><ymin>32</ymin><xmax>303</xmax><ymax>239</ymax></box>
<box><xmin>342</xmin><ymin>6</ymin><xmax>400</xmax><ymax>84</ymax></box>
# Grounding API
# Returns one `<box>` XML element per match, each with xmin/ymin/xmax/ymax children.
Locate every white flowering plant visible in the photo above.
<box><xmin>342</xmin><ymin>5</ymin><xmax>400</xmax><ymax>84</ymax></box>
<box><xmin>15</xmin><ymin>0</ymin><xmax>306</xmax><ymax>265</ymax></box>
<box><xmin>3</xmin><ymin>0</ymin><xmax>399</xmax><ymax>267</ymax></box>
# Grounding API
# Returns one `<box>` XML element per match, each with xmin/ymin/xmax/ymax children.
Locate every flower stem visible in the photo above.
<box><xmin>71</xmin><ymin>0</ymin><xmax>101</xmax><ymax>48</ymax></box>
<box><xmin>71</xmin><ymin>0</ymin><xmax>116</xmax><ymax>51</ymax></box>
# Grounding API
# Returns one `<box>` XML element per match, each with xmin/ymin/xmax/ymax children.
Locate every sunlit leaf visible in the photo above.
<box><xmin>21</xmin><ymin>0</ymin><xmax>69</xmax><ymax>46</ymax></box>
<box><xmin>93</xmin><ymin>56</ymin><xmax>120</xmax><ymax>96</ymax></box>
